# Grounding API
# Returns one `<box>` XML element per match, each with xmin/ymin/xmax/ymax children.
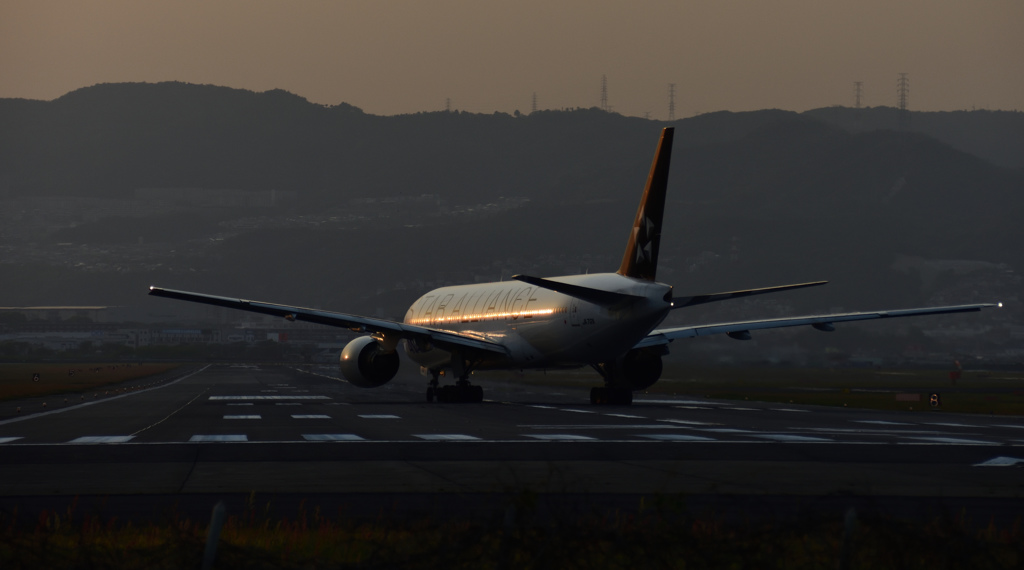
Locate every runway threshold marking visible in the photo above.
<box><xmin>69</xmin><ymin>436</ymin><xmax>135</xmax><ymax>444</ymax></box>
<box><xmin>750</xmin><ymin>434</ymin><xmax>831</xmax><ymax>442</ymax></box>
<box><xmin>903</xmin><ymin>436</ymin><xmax>1000</xmax><ymax>445</ymax></box>
<box><xmin>302</xmin><ymin>434</ymin><xmax>364</xmax><ymax>441</ymax></box>
<box><xmin>209</xmin><ymin>396</ymin><xmax>330</xmax><ymax>401</ymax></box>
<box><xmin>641</xmin><ymin>434</ymin><xmax>715</xmax><ymax>442</ymax></box>
<box><xmin>190</xmin><ymin>435</ymin><xmax>248</xmax><ymax>442</ymax></box>
<box><xmin>524</xmin><ymin>434</ymin><xmax>597</xmax><ymax>441</ymax></box>
<box><xmin>414</xmin><ymin>434</ymin><xmax>481</xmax><ymax>441</ymax></box>
<box><xmin>973</xmin><ymin>456</ymin><xmax>1024</xmax><ymax>467</ymax></box>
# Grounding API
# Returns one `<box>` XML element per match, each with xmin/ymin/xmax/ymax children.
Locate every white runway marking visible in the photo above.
<box><xmin>210</xmin><ymin>395</ymin><xmax>330</xmax><ymax>401</ymax></box>
<box><xmin>302</xmin><ymin>434</ymin><xmax>364</xmax><ymax>441</ymax></box>
<box><xmin>770</xmin><ymin>408</ymin><xmax>810</xmax><ymax>413</ymax></box>
<box><xmin>701</xmin><ymin>428</ymin><xmax>753</xmax><ymax>433</ymax></box>
<box><xmin>560</xmin><ymin>409</ymin><xmax>597</xmax><ymax>414</ymax></box>
<box><xmin>674</xmin><ymin>406</ymin><xmax>712</xmax><ymax>410</ymax></box>
<box><xmin>224</xmin><ymin>415</ymin><xmax>261</xmax><ymax>420</ymax></box>
<box><xmin>276</xmin><ymin>403</ymin><xmax>301</xmax><ymax>406</ymax></box>
<box><xmin>641</xmin><ymin>434</ymin><xmax>715</xmax><ymax>442</ymax></box>
<box><xmin>525</xmin><ymin>434</ymin><xmax>597</xmax><ymax>441</ymax></box>
<box><xmin>659</xmin><ymin>419</ymin><xmax>718</xmax><ymax>426</ymax></box>
<box><xmin>635</xmin><ymin>399</ymin><xmax>712</xmax><ymax>405</ymax></box>
<box><xmin>190</xmin><ymin>435</ymin><xmax>248</xmax><ymax>442</ymax></box>
<box><xmin>0</xmin><ymin>437</ymin><xmax>23</xmax><ymax>444</ymax></box>
<box><xmin>519</xmin><ymin>424</ymin><xmax>684</xmax><ymax>430</ymax></box>
<box><xmin>723</xmin><ymin>407</ymin><xmax>760</xmax><ymax>411</ymax></box>
<box><xmin>904</xmin><ymin>436</ymin><xmax>999</xmax><ymax>445</ymax></box>
<box><xmin>292</xmin><ymin>414</ymin><xmax>330</xmax><ymax>419</ymax></box>
<box><xmin>605</xmin><ymin>413</ymin><xmax>646</xmax><ymax>419</ymax></box>
<box><xmin>359</xmin><ymin>414</ymin><xmax>400</xmax><ymax>419</ymax></box>
<box><xmin>853</xmin><ymin>420</ymin><xmax>914</xmax><ymax>426</ymax></box>
<box><xmin>973</xmin><ymin>456</ymin><xmax>1024</xmax><ymax>467</ymax></box>
<box><xmin>751</xmin><ymin>434</ymin><xmax>831</xmax><ymax>442</ymax></box>
<box><xmin>923</xmin><ymin>422</ymin><xmax>981</xmax><ymax>428</ymax></box>
<box><xmin>993</xmin><ymin>425</ymin><xmax>1024</xmax><ymax>430</ymax></box>
<box><xmin>69</xmin><ymin>436</ymin><xmax>135</xmax><ymax>444</ymax></box>
<box><xmin>227</xmin><ymin>403</ymin><xmax>254</xmax><ymax>406</ymax></box>
<box><xmin>415</xmin><ymin>434</ymin><xmax>481</xmax><ymax>441</ymax></box>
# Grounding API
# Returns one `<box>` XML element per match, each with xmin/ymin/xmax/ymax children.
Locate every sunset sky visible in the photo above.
<box><xmin>2</xmin><ymin>1</ymin><xmax>1021</xmax><ymax>117</ymax></box>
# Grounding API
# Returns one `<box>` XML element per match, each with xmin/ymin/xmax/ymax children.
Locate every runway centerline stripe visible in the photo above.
<box><xmin>904</xmin><ymin>436</ymin><xmax>999</xmax><ymax>445</ymax></box>
<box><xmin>659</xmin><ymin>418</ymin><xmax>719</xmax><ymax>426</ymax></box>
<box><xmin>69</xmin><ymin>436</ymin><xmax>135</xmax><ymax>444</ymax></box>
<box><xmin>524</xmin><ymin>434</ymin><xmax>597</xmax><ymax>440</ymax></box>
<box><xmin>604</xmin><ymin>413</ymin><xmax>646</xmax><ymax>419</ymax></box>
<box><xmin>359</xmin><ymin>415</ymin><xmax>400</xmax><ymax>419</ymax></box>
<box><xmin>751</xmin><ymin>434</ymin><xmax>831</xmax><ymax>442</ymax></box>
<box><xmin>519</xmin><ymin>424</ymin><xmax>685</xmax><ymax>430</ymax></box>
<box><xmin>770</xmin><ymin>408</ymin><xmax>810</xmax><ymax>413</ymax></box>
<box><xmin>974</xmin><ymin>456</ymin><xmax>1024</xmax><ymax>467</ymax></box>
<box><xmin>209</xmin><ymin>396</ymin><xmax>330</xmax><ymax>401</ymax></box>
<box><xmin>854</xmin><ymin>420</ymin><xmax>914</xmax><ymax>425</ymax></box>
<box><xmin>190</xmin><ymin>435</ymin><xmax>248</xmax><ymax>442</ymax></box>
<box><xmin>292</xmin><ymin>415</ymin><xmax>331</xmax><ymax>419</ymax></box>
<box><xmin>414</xmin><ymin>434</ymin><xmax>481</xmax><ymax>441</ymax></box>
<box><xmin>302</xmin><ymin>434</ymin><xmax>364</xmax><ymax>441</ymax></box>
<box><xmin>224</xmin><ymin>415</ymin><xmax>261</xmax><ymax>420</ymax></box>
<box><xmin>641</xmin><ymin>434</ymin><xmax>716</xmax><ymax>442</ymax></box>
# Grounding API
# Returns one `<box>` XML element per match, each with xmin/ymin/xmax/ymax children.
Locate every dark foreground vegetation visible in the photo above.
<box><xmin>1</xmin><ymin>496</ymin><xmax>1020</xmax><ymax>569</ymax></box>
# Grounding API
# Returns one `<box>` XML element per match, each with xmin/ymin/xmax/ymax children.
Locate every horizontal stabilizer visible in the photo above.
<box><xmin>511</xmin><ymin>275</ymin><xmax>645</xmax><ymax>307</ymax></box>
<box><xmin>672</xmin><ymin>281</ymin><xmax>828</xmax><ymax>309</ymax></box>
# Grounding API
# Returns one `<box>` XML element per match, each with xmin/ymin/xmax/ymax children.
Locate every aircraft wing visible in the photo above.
<box><xmin>635</xmin><ymin>303</ymin><xmax>999</xmax><ymax>349</ymax></box>
<box><xmin>147</xmin><ymin>287</ymin><xmax>507</xmax><ymax>355</ymax></box>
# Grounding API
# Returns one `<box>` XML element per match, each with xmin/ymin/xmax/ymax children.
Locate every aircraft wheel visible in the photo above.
<box><xmin>590</xmin><ymin>387</ymin><xmax>607</xmax><ymax>405</ymax></box>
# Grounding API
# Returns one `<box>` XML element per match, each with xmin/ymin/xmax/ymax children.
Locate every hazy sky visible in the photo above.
<box><xmin>2</xmin><ymin>1</ymin><xmax>1021</xmax><ymax>117</ymax></box>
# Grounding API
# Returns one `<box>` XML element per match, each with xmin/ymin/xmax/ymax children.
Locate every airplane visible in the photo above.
<box><xmin>148</xmin><ymin>127</ymin><xmax>998</xmax><ymax>405</ymax></box>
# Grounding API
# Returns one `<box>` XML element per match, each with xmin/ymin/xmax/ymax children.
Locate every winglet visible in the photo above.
<box><xmin>617</xmin><ymin>127</ymin><xmax>674</xmax><ymax>281</ymax></box>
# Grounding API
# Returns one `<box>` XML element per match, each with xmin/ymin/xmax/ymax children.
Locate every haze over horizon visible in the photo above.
<box><xmin>2</xmin><ymin>1</ymin><xmax>1022</xmax><ymax>117</ymax></box>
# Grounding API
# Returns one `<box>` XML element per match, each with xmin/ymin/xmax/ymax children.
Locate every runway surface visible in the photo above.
<box><xmin>1</xmin><ymin>364</ymin><xmax>1022</xmax><ymax>522</ymax></box>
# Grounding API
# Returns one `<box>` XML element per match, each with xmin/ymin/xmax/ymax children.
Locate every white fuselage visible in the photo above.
<box><xmin>402</xmin><ymin>273</ymin><xmax>673</xmax><ymax>371</ymax></box>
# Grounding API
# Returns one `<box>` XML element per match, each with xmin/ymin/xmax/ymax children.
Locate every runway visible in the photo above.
<box><xmin>1</xmin><ymin>364</ymin><xmax>1022</xmax><ymax>522</ymax></box>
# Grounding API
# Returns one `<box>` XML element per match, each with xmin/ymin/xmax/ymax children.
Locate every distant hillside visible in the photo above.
<box><xmin>804</xmin><ymin>106</ymin><xmax>1024</xmax><ymax>170</ymax></box>
<box><xmin>0</xmin><ymin>82</ymin><xmax>1020</xmax><ymax>334</ymax></box>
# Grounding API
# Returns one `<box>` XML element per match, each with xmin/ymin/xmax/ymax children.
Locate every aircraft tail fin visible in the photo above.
<box><xmin>617</xmin><ymin>127</ymin><xmax>674</xmax><ymax>281</ymax></box>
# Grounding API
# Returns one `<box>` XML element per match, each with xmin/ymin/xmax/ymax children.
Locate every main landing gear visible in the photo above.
<box><xmin>426</xmin><ymin>372</ymin><xmax>484</xmax><ymax>403</ymax></box>
<box><xmin>589</xmin><ymin>386</ymin><xmax>633</xmax><ymax>406</ymax></box>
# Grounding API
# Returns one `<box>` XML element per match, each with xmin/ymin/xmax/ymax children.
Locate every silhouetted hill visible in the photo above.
<box><xmin>804</xmin><ymin>106</ymin><xmax>1024</xmax><ymax>169</ymax></box>
<box><xmin>0</xmin><ymin>82</ymin><xmax>1020</xmax><ymax>336</ymax></box>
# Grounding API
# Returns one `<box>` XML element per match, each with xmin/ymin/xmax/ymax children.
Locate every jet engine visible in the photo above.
<box><xmin>597</xmin><ymin>348</ymin><xmax>664</xmax><ymax>391</ymax></box>
<box><xmin>339</xmin><ymin>336</ymin><xmax>400</xmax><ymax>388</ymax></box>
<box><xmin>620</xmin><ymin>348</ymin><xmax>663</xmax><ymax>391</ymax></box>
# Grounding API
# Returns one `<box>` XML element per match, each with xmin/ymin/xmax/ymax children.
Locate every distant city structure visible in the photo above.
<box><xmin>445</xmin><ymin>98</ymin><xmax>452</xmax><ymax>113</ymax></box>
<box><xmin>897</xmin><ymin>73</ymin><xmax>910</xmax><ymax>129</ymax></box>
<box><xmin>668</xmin><ymin>83</ymin><xmax>676</xmax><ymax>121</ymax></box>
<box><xmin>531</xmin><ymin>92</ymin><xmax>537</xmax><ymax>114</ymax></box>
<box><xmin>854</xmin><ymin>81</ymin><xmax>863</xmax><ymax>109</ymax></box>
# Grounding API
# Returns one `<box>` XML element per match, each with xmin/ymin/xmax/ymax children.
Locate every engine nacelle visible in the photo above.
<box><xmin>339</xmin><ymin>336</ymin><xmax>400</xmax><ymax>388</ymax></box>
<box><xmin>597</xmin><ymin>348</ymin><xmax>664</xmax><ymax>391</ymax></box>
